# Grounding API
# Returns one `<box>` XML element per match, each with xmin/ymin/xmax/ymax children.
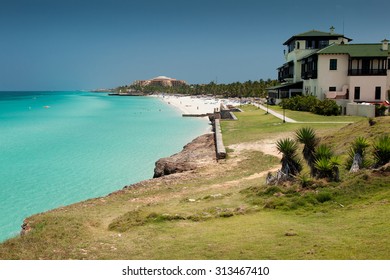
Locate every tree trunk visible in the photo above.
<box><xmin>350</xmin><ymin>153</ymin><xmax>363</xmax><ymax>173</ymax></box>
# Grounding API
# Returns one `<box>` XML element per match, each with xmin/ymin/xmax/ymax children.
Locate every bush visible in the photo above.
<box><xmin>280</xmin><ymin>95</ymin><xmax>318</xmax><ymax>112</ymax></box>
<box><xmin>280</xmin><ymin>95</ymin><xmax>340</xmax><ymax>116</ymax></box>
<box><xmin>373</xmin><ymin>135</ymin><xmax>390</xmax><ymax>167</ymax></box>
<box><xmin>315</xmin><ymin>192</ymin><xmax>332</xmax><ymax>203</ymax></box>
<box><xmin>375</xmin><ymin>105</ymin><xmax>387</xmax><ymax>117</ymax></box>
<box><xmin>312</xmin><ymin>99</ymin><xmax>341</xmax><ymax>116</ymax></box>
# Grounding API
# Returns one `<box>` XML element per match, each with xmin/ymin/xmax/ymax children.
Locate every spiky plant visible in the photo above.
<box><xmin>347</xmin><ymin>137</ymin><xmax>370</xmax><ymax>172</ymax></box>
<box><xmin>276</xmin><ymin>138</ymin><xmax>302</xmax><ymax>178</ymax></box>
<box><xmin>314</xmin><ymin>157</ymin><xmax>333</xmax><ymax>178</ymax></box>
<box><xmin>296</xmin><ymin>173</ymin><xmax>312</xmax><ymax>188</ymax></box>
<box><xmin>295</xmin><ymin>127</ymin><xmax>319</xmax><ymax>177</ymax></box>
<box><xmin>314</xmin><ymin>156</ymin><xmax>341</xmax><ymax>181</ymax></box>
<box><xmin>373</xmin><ymin>135</ymin><xmax>390</xmax><ymax>167</ymax></box>
<box><xmin>329</xmin><ymin>156</ymin><xmax>341</xmax><ymax>182</ymax></box>
<box><xmin>315</xmin><ymin>144</ymin><xmax>334</xmax><ymax>161</ymax></box>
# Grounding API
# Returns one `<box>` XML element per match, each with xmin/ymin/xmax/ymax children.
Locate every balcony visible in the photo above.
<box><xmin>301</xmin><ymin>70</ymin><xmax>317</xmax><ymax>80</ymax></box>
<box><xmin>278</xmin><ymin>73</ymin><xmax>293</xmax><ymax>82</ymax></box>
<box><xmin>348</xmin><ymin>69</ymin><xmax>387</xmax><ymax>76</ymax></box>
<box><xmin>325</xmin><ymin>85</ymin><xmax>349</xmax><ymax>100</ymax></box>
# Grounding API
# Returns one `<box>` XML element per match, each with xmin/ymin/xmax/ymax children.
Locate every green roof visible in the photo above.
<box><xmin>283</xmin><ymin>29</ymin><xmax>352</xmax><ymax>45</ymax></box>
<box><xmin>317</xmin><ymin>43</ymin><xmax>389</xmax><ymax>57</ymax></box>
<box><xmin>295</xmin><ymin>30</ymin><xmax>344</xmax><ymax>37</ymax></box>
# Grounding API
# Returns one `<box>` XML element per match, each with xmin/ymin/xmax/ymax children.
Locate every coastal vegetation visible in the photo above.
<box><xmin>279</xmin><ymin>95</ymin><xmax>341</xmax><ymax>116</ymax></box>
<box><xmin>0</xmin><ymin>106</ymin><xmax>389</xmax><ymax>260</ymax></box>
<box><xmin>115</xmin><ymin>79</ymin><xmax>279</xmax><ymax>98</ymax></box>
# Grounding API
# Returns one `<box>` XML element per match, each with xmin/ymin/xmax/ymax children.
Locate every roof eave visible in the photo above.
<box><xmin>283</xmin><ymin>34</ymin><xmax>352</xmax><ymax>46</ymax></box>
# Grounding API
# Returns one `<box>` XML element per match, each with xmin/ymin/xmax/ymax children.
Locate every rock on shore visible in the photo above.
<box><xmin>153</xmin><ymin>133</ymin><xmax>216</xmax><ymax>178</ymax></box>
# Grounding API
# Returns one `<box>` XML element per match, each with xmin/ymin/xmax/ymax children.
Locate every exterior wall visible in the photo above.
<box><xmin>387</xmin><ymin>66</ymin><xmax>390</xmax><ymax>99</ymax></box>
<box><xmin>349</xmin><ymin>76</ymin><xmax>388</xmax><ymax>102</ymax></box>
<box><xmin>329</xmin><ymin>38</ymin><xmax>350</xmax><ymax>45</ymax></box>
<box><xmin>347</xmin><ymin>103</ymin><xmax>376</xmax><ymax>118</ymax></box>
<box><xmin>285</xmin><ymin>41</ymin><xmax>318</xmax><ymax>83</ymax></box>
<box><xmin>303</xmin><ymin>79</ymin><xmax>320</xmax><ymax>97</ymax></box>
<box><xmin>316</xmin><ymin>54</ymin><xmax>349</xmax><ymax>100</ymax></box>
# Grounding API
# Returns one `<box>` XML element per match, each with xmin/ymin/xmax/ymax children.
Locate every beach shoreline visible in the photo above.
<box><xmin>153</xmin><ymin>94</ymin><xmax>242</xmax><ymax>116</ymax></box>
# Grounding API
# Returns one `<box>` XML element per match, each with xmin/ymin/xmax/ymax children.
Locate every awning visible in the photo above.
<box><xmin>266</xmin><ymin>81</ymin><xmax>303</xmax><ymax>91</ymax></box>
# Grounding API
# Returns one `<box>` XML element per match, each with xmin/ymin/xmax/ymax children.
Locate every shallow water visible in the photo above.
<box><xmin>0</xmin><ymin>91</ymin><xmax>209</xmax><ymax>241</ymax></box>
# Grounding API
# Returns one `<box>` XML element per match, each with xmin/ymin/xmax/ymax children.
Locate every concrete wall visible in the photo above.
<box><xmin>347</xmin><ymin>103</ymin><xmax>376</xmax><ymax>118</ymax></box>
<box><xmin>214</xmin><ymin>119</ymin><xmax>226</xmax><ymax>160</ymax></box>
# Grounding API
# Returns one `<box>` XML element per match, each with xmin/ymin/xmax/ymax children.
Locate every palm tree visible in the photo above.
<box><xmin>276</xmin><ymin>138</ymin><xmax>302</xmax><ymax>179</ymax></box>
<box><xmin>295</xmin><ymin>127</ymin><xmax>319</xmax><ymax>177</ymax></box>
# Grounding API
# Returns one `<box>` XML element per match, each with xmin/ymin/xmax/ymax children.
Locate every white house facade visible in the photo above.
<box><xmin>269</xmin><ymin>28</ymin><xmax>390</xmax><ymax>116</ymax></box>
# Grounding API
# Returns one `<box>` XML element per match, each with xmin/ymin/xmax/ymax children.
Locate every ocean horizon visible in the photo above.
<box><xmin>0</xmin><ymin>91</ymin><xmax>210</xmax><ymax>242</ymax></box>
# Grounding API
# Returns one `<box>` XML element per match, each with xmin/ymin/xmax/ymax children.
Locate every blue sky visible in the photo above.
<box><xmin>0</xmin><ymin>0</ymin><xmax>389</xmax><ymax>90</ymax></box>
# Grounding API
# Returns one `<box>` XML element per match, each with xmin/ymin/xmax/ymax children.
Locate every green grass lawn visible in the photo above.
<box><xmin>222</xmin><ymin>105</ymin><xmax>356</xmax><ymax>146</ymax></box>
<box><xmin>267</xmin><ymin>105</ymin><xmax>366</xmax><ymax>123</ymax></box>
<box><xmin>0</xmin><ymin>107</ymin><xmax>389</xmax><ymax>260</ymax></box>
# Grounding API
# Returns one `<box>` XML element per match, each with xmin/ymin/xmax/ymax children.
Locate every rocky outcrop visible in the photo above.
<box><xmin>153</xmin><ymin>133</ymin><xmax>216</xmax><ymax>178</ymax></box>
<box><xmin>20</xmin><ymin>220</ymin><xmax>31</xmax><ymax>236</ymax></box>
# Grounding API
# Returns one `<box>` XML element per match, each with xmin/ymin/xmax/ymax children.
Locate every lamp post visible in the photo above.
<box><xmin>266</xmin><ymin>96</ymin><xmax>269</xmax><ymax>114</ymax></box>
<box><xmin>283</xmin><ymin>104</ymin><xmax>286</xmax><ymax>123</ymax></box>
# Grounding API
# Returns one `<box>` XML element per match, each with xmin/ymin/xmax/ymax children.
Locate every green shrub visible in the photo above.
<box><xmin>375</xmin><ymin>105</ymin><xmax>387</xmax><ymax>117</ymax></box>
<box><xmin>312</xmin><ymin>99</ymin><xmax>341</xmax><ymax>116</ymax></box>
<box><xmin>263</xmin><ymin>186</ymin><xmax>282</xmax><ymax>195</ymax></box>
<box><xmin>373</xmin><ymin>135</ymin><xmax>390</xmax><ymax>167</ymax></box>
<box><xmin>296</xmin><ymin>173</ymin><xmax>313</xmax><ymax>188</ymax></box>
<box><xmin>280</xmin><ymin>95</ymin><xmax>340</xmax><ymax>116</ymax></box>
<box><xmin>316</xmin><ymin>192</ymin><xmax>332</xmax><ymax>203</ymax></box>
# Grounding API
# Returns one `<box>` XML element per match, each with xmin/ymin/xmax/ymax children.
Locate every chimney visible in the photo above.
<box><xmin>381</xmin><ymin>39</ymin><xmax>389</xmax><ymax>51</ymax></box>
<box><xmin>330</xmin><ymin>26</ymin><xmax>335</xmax><ymax>34</ymax></box>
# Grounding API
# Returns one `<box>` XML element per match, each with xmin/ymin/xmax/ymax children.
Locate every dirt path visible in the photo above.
<box><xmin>228</xmin><ymin>132</ymin><xmax>294</xmax><ymax>159</ymax></box>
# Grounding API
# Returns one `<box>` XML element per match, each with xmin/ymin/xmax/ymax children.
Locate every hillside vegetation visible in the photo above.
<box><xmin>0</xmin><ymin>108</ymin><xmax>389</xmax><ymax>260</ymax></box>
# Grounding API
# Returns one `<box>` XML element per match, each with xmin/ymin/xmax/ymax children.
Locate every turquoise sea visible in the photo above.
<box><xmin>0</xmin><ymin>91</ymin><xmax>209</xmax><ymax>242</ymax></box>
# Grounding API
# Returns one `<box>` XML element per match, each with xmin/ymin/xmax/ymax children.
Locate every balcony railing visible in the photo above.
<box><xmin>348</xmin><ymin>69</ymin><xmax>387</xmax><ymax>76</ymax></box>
<box><xmin>278</xmin><ymin>73</ymin><xmax>293</xmax><ymax>82</ymax></box>
<box><xmin>301</xmin><ymin>70</ymin><xmax>317</xmax><ymax>80</ymax></box>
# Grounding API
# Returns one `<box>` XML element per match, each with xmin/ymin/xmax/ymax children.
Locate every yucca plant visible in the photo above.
<box><xmin>314</xmin><ymin>156</ymin><xmax>341</xmax><ymax>181</ymax></box>
<box><xmin>347</xmin><ymin>137</ymin><xmax>370</xmax><ymax>172</ymax></box>
<box><xmin>329</xmin><ymin>156</ymin><xmax>341</xmax><ymax>182</ymax></box>
<box><xmin>373</xmin><ymin>135</ymin><xmax>390</xmax><ymax>167</ymax></box>
<box><xmin>296</xmin><ymin>173</ymin><xmax>312</xmax><ymax>188</ymax></box>
<box><xmin>295</xmin><ymin>127</ymin><xmax>319</xmax><ymax>177</ymax></box>
<box><xmin>315</xmin><ymin>144</ymin><xmax>334</xmax><ymax>161</ymax></box>
<box><xmin>276</xmin><ymin>138</ymin><xmax>302</xmax><ymax>178</ymax></box>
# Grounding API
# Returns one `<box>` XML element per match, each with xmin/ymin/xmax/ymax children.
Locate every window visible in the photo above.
<box><xmin>354</xmin><ymin>87</ymin><xmax>360</xmax><ymax>100</ymax></box>
<box><xmin>329</xmin><ymin>87</ymin><xmax>336</xmax><ymax>91</ymax></box>
<box><xmin>375</xmin><ymin>87</ymin><xmax>381</xmax><ymax>100</ymax></box>
<box><xmin>330</xmin><ymin>59</ymin><xmax>338</xmax><ymax>70</ymax></box>
<box><xmin>319</xmin><ymin>40</ymin><xmax>329</xmax><ymax>49</ymax></box>
<box><xmin>288</xmin><ymin>42</ymin><xmax>295</xmax><ymax>52</ymax></box>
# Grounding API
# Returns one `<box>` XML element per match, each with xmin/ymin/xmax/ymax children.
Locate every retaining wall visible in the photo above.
<box><xmin>214</xmin><ymin>119</ymin><xmax>226</xmax><ymax>159</ymax></box>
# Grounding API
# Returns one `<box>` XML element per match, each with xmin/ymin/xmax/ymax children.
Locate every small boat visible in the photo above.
<box><xmin>43</xmin><ymin>105</ymin><xmax>50</xmax><ymax>109</ymax></box>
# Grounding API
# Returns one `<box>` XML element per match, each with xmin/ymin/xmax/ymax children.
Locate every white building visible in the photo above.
<box><xmin>269</xmin><ymin>28</ymin><xmax>390</xmax><ymax>116</ymax></box>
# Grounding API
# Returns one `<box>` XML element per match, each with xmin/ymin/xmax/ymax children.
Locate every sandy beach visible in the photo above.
<box><xmin>156</xmin><ymin>94</ymin><xmax>242</xmax><ymax>115</ymax></box>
